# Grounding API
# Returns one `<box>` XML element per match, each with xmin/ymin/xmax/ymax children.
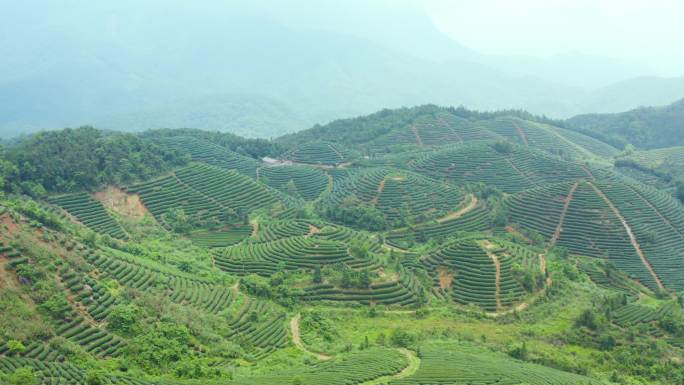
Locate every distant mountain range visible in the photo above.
<box><xmin>568</xmin><ymin>98</ymin><xmax>684</xmax><ymax>149</ymax></box>
<box><xmin>1</xmin><ymin>0</ymin><xmax>683</xmax><ymax>138</ymax></box>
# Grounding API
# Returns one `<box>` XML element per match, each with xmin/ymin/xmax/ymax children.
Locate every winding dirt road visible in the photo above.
<box><xmin>290</xmin><ymin>314</ymin><xmax>332</xmax><ymax>360</ymax></box>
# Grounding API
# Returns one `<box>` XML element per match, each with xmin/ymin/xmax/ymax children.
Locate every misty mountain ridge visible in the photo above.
<box><xmin>1</xmin><ymin>0</ymin><xmax>682</xmax><ymax>138</ymax></box>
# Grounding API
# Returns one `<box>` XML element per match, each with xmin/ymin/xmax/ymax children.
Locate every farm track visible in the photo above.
<box><xmin>359</xmin><ymin>348</ymin><xmax>420</xmax><ymax>385</ymax></box>
<box><xmin>250</xmin><ymin>219</ymin><xmax>259</xmax><ymax>237</ymax></box>
<box><xmin>549</xmin><ymin>182</ymin><xmax>579</xmax><ymax>247</ymax></box>
<box><xmin>504</xmin><ymin>158</ymin><xmax>538</xmax><ymax>187</ymax></box>
<box><xmin>327</xmin><ymin>143</ymin><xmax>345</xmax><ymax>163</ymax></box>
<box><xmin>290</xmin><ymin>314</ymin><xmax>332</xmax><ymax>360</ymax></box>
<box><xmin>588</xmin><ymin>182</ymin><xmax>664</xmax><ymax>290</ymax></box>
<box><xmin>627</xmin><ymin>184</ymin><xmax>684</xmax><ymax>240</ymax></box>
<box><xmin>580</xmin><ymin>165</ymin><xmax>596</xmax><ymax>181</ymax></box>
<box><xmin>539</xmin><ymin>254</ymin><xmax>547</xmax><ymax>275</ymax></box>
<box><xmin>487</xmin><ymin>276</ymin><xmax>553</xmax><ymax>318</ymax></box>
<box><xmin>372</xmin><ymin>180</ymin><xmax>386</xmax><ymax>205</ymax></box>
<box><xmin>437</xmin><ymin>116</ymin><xmax>464</xmax><ymax>144</ymax></box>
<box><xmin>513</xmin><ymin>122</ymin><xmax>528</xmax><ymax>145</ymax></box>
<box><xmin>437</xmin><ymin>194</ymin><xmax>477</xmax><ymax>223</ymax></box>
<box><xmin>410</xmin><ymin>125</ymin><xmax>424</xmax><ymax>147</ymax></box>
<box><xmin>484</xmin><ymin>249</ymin><xmax>502</xmax><ymax>311</ymax></box>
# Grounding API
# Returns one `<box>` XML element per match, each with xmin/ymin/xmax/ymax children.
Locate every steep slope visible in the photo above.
<box><xmin>155</xmin><ymin>136</ymin><xmax>260</xmax><ymax>178</ymax></box>
<box><xmin>506</xmin><ymin>178</ymin><xmax>684</xmax><ymax>291</ymax></box>
<box><xmin>409</xmin><ymin>142</ymin><xmax>594</xmax><ymax>193</ymax></box>
<box><xmin>320</xmin><ymin>168</ymin><xmax>466</xmax><ymax>229</ymax></box>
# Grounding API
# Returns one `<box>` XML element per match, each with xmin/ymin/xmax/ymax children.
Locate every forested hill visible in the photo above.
<box><xmin>276</xmin><ymin>104</ymin><xmax>618</xmax><ymax>160</ymax></box>
<box><xmin>567</xmin><ymin>98</ymin><xmax>684</xmax><ymax>149</ymax></box>
<box><xmin>276</xmin><ymin>105</ymin><xmax>567</xmax><ymax>146</ymax></box>
<box><xmin>0</xmin><ymin>127</ymin><xmax>279</xmax><ymax>197</ymax></box>
<box><xmin>0</xmin><ymin>127</ymin><xmax>187</xmax><ymax>196</ymax></box>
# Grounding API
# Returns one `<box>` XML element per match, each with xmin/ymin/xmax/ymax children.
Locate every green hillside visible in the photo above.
<box><xmin>278</xmin><ymin>105</ymin><xmax>618</xmax><ymax>159</ymax></box>
<box><xmin>320</xmin><ymin>167</ymin><xmax>466</xmax><ymax>229</ymax></box>
<box><xmin>409</xmin><ymin>142</ymin><xmax>594</xmax><ymax>193</ymax></box>
<box><xmin>1</xmin><ymin>111</ymin><xmax>684</xmax><ymax>385</ymax></box>
<box><xmin>568</xmin><ymin>98</ymin><xmax>684</xmax><ymax>149</ymax></box>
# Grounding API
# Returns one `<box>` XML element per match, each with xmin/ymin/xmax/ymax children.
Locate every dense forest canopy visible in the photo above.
<box><xmin>0</xmin><ymin>127</ymin><xmax>187</xmax><ymax>196</ymax></box>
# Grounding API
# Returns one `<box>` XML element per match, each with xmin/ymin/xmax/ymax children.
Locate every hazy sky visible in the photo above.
<box><xmin>423</xmin><ymin>0</ymin><xmax>684</xmax><ymax>76</ymax></box>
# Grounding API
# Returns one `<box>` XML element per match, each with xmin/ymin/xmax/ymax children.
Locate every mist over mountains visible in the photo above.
<box><xmin>2</xmin><ymin>0</ymin><xmax>683</xmax><ymax>138</ymax></box>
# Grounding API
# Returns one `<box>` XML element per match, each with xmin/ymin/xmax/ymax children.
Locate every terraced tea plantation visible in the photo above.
<box><xmin>421</xmin><ymin>238</ymin><xmax>533</xmax><ymax>311</ymax></box>
<box><xmin>258</xmin><ymin>165</ymin><xmax>329</xmax><ymax>200</ymax></box>
<box><xmin>476</xmin><ymin>117</ymin><xmax>617</xmax><ymax>159</ymax></box>
<box><xmin>157</xmin><ymin>135</ymin><xmax>259</xmax><ymax>177</ymax></box>
<box><xmin>409</xmin><ymin>142</ymin><xmax>593</xmax><ymax>193</ymax></box>
<box><xmin>126</xmin><ymin>163</ymin><xmax>291</xmax><ymax>228</ymax></box>
<box><xmin>322</xmin><ymin>167</ymin><xmax>466</xmax><ymax>227</ymax></box>
<box><xmin>385</xmin><ymin>201</ymin><xmax>490</xmax><ymax>248</ymax></box>
<box><xmin>303</xmin><ymin>268</ymin><xmax>422</xmax><ymax>306</ymax></box>
<box><xmin>284</xmin><ymin>141</ymin><xmax>351</xmax><ymax>165</ymax></box>
<box><xmin>389</xmin><ymin>343</ymin><xmax>602</xmax><ymax>384</ymax></box>
<box><xmin>0</xmin><ymin>357</ymin><xmax>168</xmax><ymax>385</ymax></box>
<box><xmin>4</xmin><ymin>105</ymin><xmax>684</xmax><ymax>385</ymax></box>
<box><xmin>48</xmin><ymin>193</ymin><xmax>127</xmax><ymax>238</ymax></box>
<box><xmin>84</xmin><ymin>251</ymin><xmax>234</xmax><ymax>314</ymax></box>
<box><xmin>506</xmin><ymin>178</ymin><xmax>684</xmax><ymax>291</ymax></box>
<box><xmin>365</xmin><ymin>111</ymin><xmax>502</xmax><ymax>151</ymax></box>
<box><xmin>231</xmin><ymin>348</ymin><xmax>407</xmax><ymax>385</ymax></box>
<box><xmin>215</xmin><ymin>235</ymin><xmax>376</xmax><ymax>276</ymax></box>
<box><xmin>188</xmin><ymin>226</ymin><xmax>252</xmax><ymax>247</ymax></box>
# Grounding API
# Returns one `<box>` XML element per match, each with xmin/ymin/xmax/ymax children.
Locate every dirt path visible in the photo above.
<box><xmin>306</xmin><ymin>224</ymin><xmax>321</xmax><ymax>237</ymax></box>
<box><xmin>436</xmin><ymin>116</ymin><xmax>464</xmax><ymax>144</ymax></box>
<box><xmin>360</xmin><ymin>348</ymin><xmax>420</xmax><ymax>385</ymax></box>
<box><xmin>410</xmin><ymin>125</ymin><xmax>424</xmax><ymax>147</ymax></box>
<box><xmin>580</xmin><ymin>165</ymin><xmax>596</xmax><ymax>181</ymax></box>
<box><xmin>588</xmin><ymin>182</ymin><xmax>664</xmax><ymax>290</ymax></box>
<box><xmin>549</xmin><ymin>182</ymin><xmax>579</xmax><ymax>247</ymax></box>
<box><xmin>480</xmin><ymin>241</ymin><xmax>502</xmax><ymax>311</ymax></box>
<box><xmin>513</xmin><ymin>122</ymin><xmax>529</xmax><ymax>146</ymax></box>
<box><xmin>504</xmin><ymin>158</ymin><xmax>537</xmax><ymax>187</ymax></box>
<box><xmin>56</xmin><ymin>273</ymin><xmax>100</xmax><ymax>327</ymax></box>
<box><xmin>486</xmin><ymin>277</ymin><xmax>553</xmax><ymax>317</ymax></box>
<box><xmin>372</xmin><ymin>179</ymin><xmax>386</xmax><ymax>205</ymax></box>
<box><xmin>327</xmin><ymin>143</ymin><xmax>345</xmax><ymax>164</ymax></box>
<box><xmin>437</xmin><ymin>194</ymin><xmax>477</xmax><ymax>223</ymax></box>
<box><xmin>255</xmin><ymin>166</ymin><xmax>261</xmax><ymax>182</ymax></box>
<box><xmin>290</xmin><ymin>314</ymin><xmax>332</xmax><ymax>360</ymax></box>
<box><xmin>539</xmin><ymin>253</ymin><xmax>547</xmax><ymax>275</ymax></box>
<box><xmin>231</xmin><ymin>282</ymin><xmax>240</xmax><ymax>297</ymax></box>
<box><xmin>627</xmin><ymin>184</ymin><xmax>684</xmax><ymax>240</ymax></box>
<box><xmin>250</xmin><ymin>219</ymin><xmax>259</xmax><ymax>237</ymax></box>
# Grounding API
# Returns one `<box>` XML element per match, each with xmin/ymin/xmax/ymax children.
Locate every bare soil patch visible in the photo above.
<box><xmin>437</xmin><ymin>266</ymin><xmax>455</xmax><ymax>289</ymax></box>
<box><xmin>93</xmin><ymin>186</ymin><xmax>147</xmax><ymax>219</ymax></box>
